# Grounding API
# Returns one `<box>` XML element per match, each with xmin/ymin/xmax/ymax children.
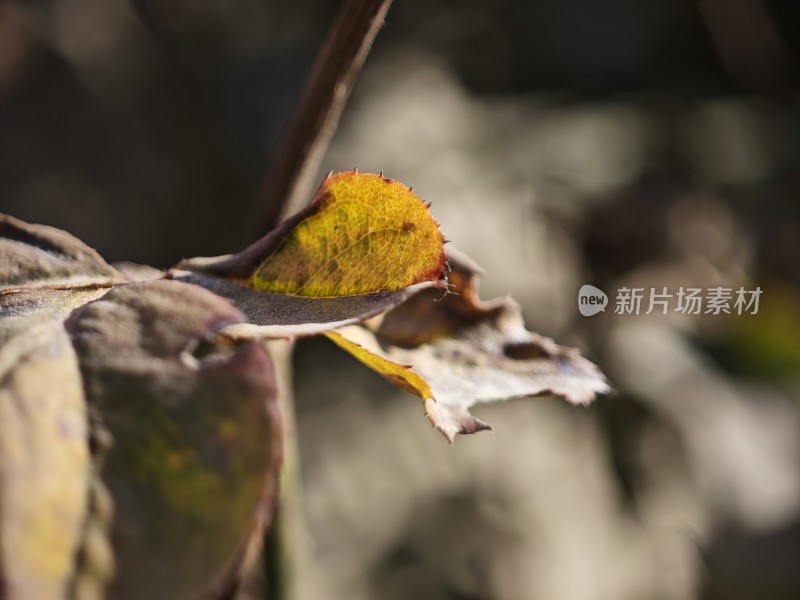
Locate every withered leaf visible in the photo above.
<box><xmin>176</xmin><ymin>171</ymin><xmax>446</xmax><ymax>338</ymax></box>
<box><xmin>328</xmin><ymin>249</ymin><xmax>611</xmax><ymax>442</ymax></box>
<box><xmin>0</xmin><ymin>213</ymin><xmax>121</xmax><ymax>292</ymax></box>
<box><xmin>0</xmin><ymin>321</ymin><xmax>91</xmax><ymax>599</ymax></box>
<box><xmin>65</xmin><ymin>280</ymin><xmax>282</xmax><ymax>599</ymax></box>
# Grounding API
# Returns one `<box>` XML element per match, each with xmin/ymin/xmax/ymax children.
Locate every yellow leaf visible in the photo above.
<box><xmin>175</xmin><ymin>172</ymin><xmax>447</xmax><ymax>337</ymax></box>
<box><xmin>251</xmin><ymin>171</ymin><xmax>445</xmax><ymax>297</ymax></box>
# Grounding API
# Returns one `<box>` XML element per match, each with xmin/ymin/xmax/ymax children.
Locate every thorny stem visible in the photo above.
<box><xmin>252</xmin><ymin>0</ymin><xmax>394</xmax><ymax>238</ymax></box>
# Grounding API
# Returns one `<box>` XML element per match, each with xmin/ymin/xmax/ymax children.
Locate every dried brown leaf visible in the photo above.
<box><xmin>329</xmin><ymin>249</ymin><xmax>611</xmax><ymax>442</ymax></box>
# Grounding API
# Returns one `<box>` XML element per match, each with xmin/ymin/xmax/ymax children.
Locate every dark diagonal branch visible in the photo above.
<box><xmin>252</xmin><ymin>0</ymin><xmax>394</xmax><ymax>238</ymax></box>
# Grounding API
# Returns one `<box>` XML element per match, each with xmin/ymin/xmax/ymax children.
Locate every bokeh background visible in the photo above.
<box><xmin>2</xmin><ymin>1</ymin><xmax>800</xmax><ymax>598</ymax></box>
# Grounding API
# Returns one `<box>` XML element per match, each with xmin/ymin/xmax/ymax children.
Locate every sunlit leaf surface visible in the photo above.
<box><xmin>176</xmin><ymin>171</ymin><xmax>447</xmax><ymax>337</ymax></box>
<box><xmin>252</xmin><ymin>171</ymin><xmax>445</xmax><ymax>296</ymax></box>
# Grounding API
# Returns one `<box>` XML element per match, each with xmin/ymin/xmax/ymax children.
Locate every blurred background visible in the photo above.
<box><xmin>2</xmin><ymin>0</ymin><xmax>800</xmax><ymax>598</ymax></box>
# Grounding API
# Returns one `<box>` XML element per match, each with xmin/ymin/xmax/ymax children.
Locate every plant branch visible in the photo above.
<box><xmin>251</xmin><ymin>0</ymin><xmax>394</xmax><ymax>238</ymax></box>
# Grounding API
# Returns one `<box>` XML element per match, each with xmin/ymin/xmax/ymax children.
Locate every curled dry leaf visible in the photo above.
<box><xmin>328</xmin><ymin>249</ymin><xmax>612</xmax><ymax>442</ymax></box>
<box><xmin>176</xmin><ymin>171</ymin><xmax>447</xmax><ymax>338</ymax></box>
<box><xmin>0</xmin><ymin>214</ymin><xmax>121</xmax><ymax>292</ymax></box>
<box><xmin>65</xmin><ymin>280</ymin><xmax>282</xmax><ymax>599</ymax></box>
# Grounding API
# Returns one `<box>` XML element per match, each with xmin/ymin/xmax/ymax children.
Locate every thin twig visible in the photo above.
<box><xmin>251</xmin><ymin>0</ymin><xmax>394</xmax><ymax>239</ymax></box>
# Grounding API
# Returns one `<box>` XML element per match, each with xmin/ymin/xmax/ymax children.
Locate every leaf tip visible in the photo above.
<box><xmin>423</xmin><ymin>397</ymin><xmax>494</xmax><ymax>443</ymax></box>
<box><xmin>460</xmin><ymin>416</ymin><xmax>494</xmax><ymax>435</ymax></box>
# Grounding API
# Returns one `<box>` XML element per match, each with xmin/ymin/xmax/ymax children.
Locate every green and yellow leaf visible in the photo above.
<box><xmin>176</xmin><ymin>171</ymin><xmax>447</xmax><ymax>337</ymax></box>
<box><xmin>252</xmin><ymin>171</ymin><xmax>445</xmax><ymax>296</ymax></box>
